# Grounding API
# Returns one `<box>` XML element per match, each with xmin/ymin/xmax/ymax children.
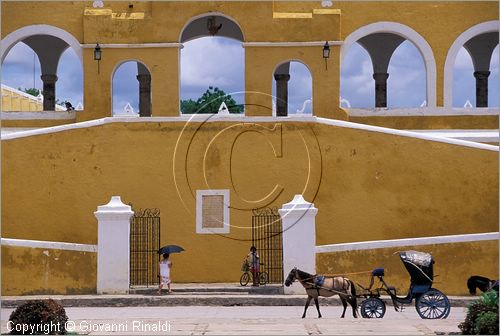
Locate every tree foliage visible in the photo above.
<box><xmin>181</xmin><ymin>87</ymin><xmax>243</xmax><ymax>114</ymax></box>
<box><xmin>19</xmin><ymin>87</ymin><xmax>40</xmax><ymax>97</ymax></box>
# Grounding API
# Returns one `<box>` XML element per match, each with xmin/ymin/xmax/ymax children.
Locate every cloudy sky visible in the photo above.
<box><xmin>2</xmin><ymin>37</ymin><xmax>498</xmax><ymax>114</ymax></box>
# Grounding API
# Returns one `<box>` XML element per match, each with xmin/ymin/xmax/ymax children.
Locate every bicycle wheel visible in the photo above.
<box><xmin>240</xmin><ymin>272</ymin><xmax>250</xmax><ymax>286</ymax></box>
<box><xmin>415</xmin><ymin>289</ymin><xmax>450</xmax><ymax>319</ymax></box>
<box><xmin>259</xmin><ymin>272</ymin><xmax>268</xmax><ymax>285</ymax></box>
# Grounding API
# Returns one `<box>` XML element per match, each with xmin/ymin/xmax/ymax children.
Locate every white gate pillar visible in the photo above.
<box><xmin>279</xmin><ymin>194</ymin><xmax>318</xmax><ymax>294</ymax></box>
<box><xmin>94</xmin><ymin>196</ymin><xmax>133</xmax><ymax>294</ymax></box>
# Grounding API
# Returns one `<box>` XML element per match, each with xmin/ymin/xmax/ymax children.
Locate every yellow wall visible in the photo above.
<box><xmin>2</xmin><ymin>120</ymin><xmax>497</xmax><ymax>288</ymax></box>
<box><xmin>317</xmin><ymin>240</ymin><xmax>499</xmax><ymax>295</ymax></box>
<box><xmin>1</xmin><ymin>246</ymin><xmax>96</xmax><ymax>295</ymax></box>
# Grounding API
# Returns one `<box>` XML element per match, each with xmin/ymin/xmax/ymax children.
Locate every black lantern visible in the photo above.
<box><xmin>323</xmin><ymin>41</ymin><xmax>330</xmax><ymax>70</ymax></box>
<box><xmin>94</xmin><ymin>43</ymin><xmax>101</xmax><ymax>74</ymax></box>
<box><xmin>94</xmin><ymin>43</ymin><xmax>102</xmax><ymax>61</ymax></box>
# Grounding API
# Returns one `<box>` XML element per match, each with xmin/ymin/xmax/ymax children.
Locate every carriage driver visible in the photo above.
<box><xmin>246</xmin><ymin>246</ymin><xmax>260</xmax><ymax>287</ymax></box>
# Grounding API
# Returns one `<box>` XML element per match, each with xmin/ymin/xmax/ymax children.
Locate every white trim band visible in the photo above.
<box><xmin>1</xmin><ymin>238</ymin><xmax>97</xmax><ymax>252</ymax></box>
<box><xmin>243</xmin><ymin>41</ymin><xmax>342</xmax><ymax>47</ymax></box>
<box><xmin>2</xmin><ymin>116</ymin><xmax>498</xmax><ymax>152</ymax></box>
<box><xmin>347</xmin><ymin>107</ymin><xmax>499</xmax><ymax>117</ymax></box>
<box><xmin>316</xmin><ymin>232</ymin><xmax>499</xmax><ymax>253</ymax></box>
<box><xmin>82</xmin><ymin>43</ymin><xmax>182</xmax><ymax>49</ymax></box>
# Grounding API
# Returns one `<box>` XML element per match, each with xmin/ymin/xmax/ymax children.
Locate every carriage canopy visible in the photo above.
<box><xmin>398</xmin><ymin>250</ymin><xmax>434</xmax><ymax>286</ymax></box>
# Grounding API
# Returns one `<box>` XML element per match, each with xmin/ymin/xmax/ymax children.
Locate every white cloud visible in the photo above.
<box><xmin>180</xmin><ymin>37</ymin><xmax>244</xmax><ymax>100</ymax></box>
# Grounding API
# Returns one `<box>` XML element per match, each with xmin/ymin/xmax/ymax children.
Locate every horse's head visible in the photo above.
<box><xmin>467</xmin><ymin>277</ymin><xmax>477</xmax><ymax>295</ymax></box>
<box><xmin>285</xmin><ymin>267</ymin><xmax>297</xmax><ymax>287</ymax></box>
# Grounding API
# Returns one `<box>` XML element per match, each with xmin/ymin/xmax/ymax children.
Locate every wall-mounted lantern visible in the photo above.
<box><xmin>94</xmin><ymin>43</ymin><xmax>102</xmax><ymax>74</ymax></box>
<box><xmin>323</xmin><ymin>41</ymin><xmax>330</xmax><ymax>70</ymax></box>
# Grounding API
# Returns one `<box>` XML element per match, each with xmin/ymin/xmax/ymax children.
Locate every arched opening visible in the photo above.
<box><xmin>452</xmin><ymin>33</ymin><xmax>498</xmax><ymax>108</ymax></box>
<box><xmin>341</xmin><ymin>22</ymin><xmax>436</xmax><ymax>108</ymax></box>
<box><xmin>112</xmin><ymin>61</ymin><xmax>152</xmax><ymax>116</ymax></box>
<box><xmin>179</xmin><ymin>14</ymin><xmax>244</xmax><ymax>114</ymax></box>
<box><xmin>387</xmin><ymin>41</ymin><xmax>426</xmax><ymax>107</ymax></box>
<box><xmin>341</xmin><ymin>33</ymin><xmax>427</xmax><ymax>108</ymax></box>
<box><xmin>1</xmin><ymin>31</ymin><xmax>83</xmax><ymax>112</ymax></box>
<box><xmin>340</xmin><ymin>42</ymin><xmax>374</xmax><ymax>108</ymax></box>
<box><xmin>272</xmin><ymin>61</ymin><xmax>312</xmax><ymax>116</ymax></box>
<box><xmin>444</xmin><ymin>21</ymin><xmax>498</xmax><ymax>107</ymax></box>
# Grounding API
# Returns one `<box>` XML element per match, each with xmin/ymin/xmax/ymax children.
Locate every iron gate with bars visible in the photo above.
<box><xmin>130</xmin><ymin>208</ymin><xmax>160</xmax><ymax>287</ymax></box>
<box><xmin>252</xmin><ymin>207</ymin><xmax>283</xmax><ymax>284</ymax></box>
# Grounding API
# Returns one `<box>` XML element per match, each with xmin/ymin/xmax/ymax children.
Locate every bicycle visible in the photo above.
<box><xmin>240</xmin><ymin>262</ymin><xmax>268</xmax><ymax>286</ymax></box>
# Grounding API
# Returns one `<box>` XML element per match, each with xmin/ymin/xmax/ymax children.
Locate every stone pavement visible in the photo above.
<box><xmin>0</xmin><ymin>283</ymin><xmax>476</xmax><ymax>308</ymax></box>
<box><xmin>1</xmin><ymin>306</ymin><xmax>466</xmax><ymax>335</ymax></box>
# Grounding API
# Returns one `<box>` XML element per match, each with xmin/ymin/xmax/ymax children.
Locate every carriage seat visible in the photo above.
<box><xmin>372</xmin><ymin>268</ymin><xmax>385</xmax><ymax>277</ymax></box>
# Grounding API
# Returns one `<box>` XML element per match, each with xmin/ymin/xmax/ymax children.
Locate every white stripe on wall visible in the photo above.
<box><xmin>316</xmin><ymin>232</ymin><xmax>499</xmax><ymax>253</ymax></box>
<box><xmin>1</xmin><ymin>116</ymin><xmax>498</xmax><ymax>152</ymax></box>
<box><xmin>1</xmin><ymin>238</ymin><xmax>97</xmax><ymax>253</ymax></box>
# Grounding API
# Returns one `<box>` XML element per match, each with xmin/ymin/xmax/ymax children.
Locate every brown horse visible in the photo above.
<box><xmin>285</xmin><ymin>268</ymin><xmax>358</xmax><ymax>319</ymax></box>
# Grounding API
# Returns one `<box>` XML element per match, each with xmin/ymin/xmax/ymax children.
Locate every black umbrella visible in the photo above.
<box><xmin>158</xmin><ymin>245</ymin><xmax>185</xmax><ymax>254</ymax></box>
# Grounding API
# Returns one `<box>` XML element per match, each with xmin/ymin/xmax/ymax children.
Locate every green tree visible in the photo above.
<box><xmin>181</xmin><ymin>87</ymin><xmax>243</xmax><ymax>114</ymax></box>
<box><xmin>19</xmin><ymin>87</ymin><xmax>40</xmax><ymax>97</ymax></box>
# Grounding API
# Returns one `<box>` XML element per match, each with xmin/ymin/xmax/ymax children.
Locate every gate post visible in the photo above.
<box><xmin>279</xmin><ymin>194</ymin><xmax>318</xmax><ymax>294</ymax></box>
<box><xmin>94</xmin><ymin>196</ymin><xmax>134</xmax><ymax>294</ymax></box>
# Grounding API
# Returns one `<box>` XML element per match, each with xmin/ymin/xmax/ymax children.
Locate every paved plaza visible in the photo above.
<box><xmin>1</xmin><ymin>306</ymin><xmax>465</xmax><ymax>335</ymax></box>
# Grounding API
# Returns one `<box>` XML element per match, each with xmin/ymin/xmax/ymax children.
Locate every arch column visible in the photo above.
<box><xmin>137</xmin><ymin>74</ymin><xmax>152</xmax><ymax>117</ymax></box>
<box><xmin>274</xmin><ymin>74</ymin><xmax>290</xmax><ymax>116</ymax></box>
<box><xmin>373</xmin><ymin>72</ymin><xmax>389</xmax><ymax>108</ymax></box>
<box><xmin>40</xmin><ymin>74</ymin><xmax>58</xmax><ymax>111</ymax></box>
<box><xmin>474</xmin><ymin>71</ymin><xmax>490</xmax><ymax>107</ymax></box>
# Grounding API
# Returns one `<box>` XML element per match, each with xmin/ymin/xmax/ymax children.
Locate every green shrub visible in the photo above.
<box><xmin>474</xmin><ymin>311</ymin><xmax>499</xmax><ymax>335</ymax></box>
<box><xmin>9</xmin><ymin>299</ymin><xmax>68</xmax><ymax>335</ymax></box>
<box><xmin>459</xmin><ymin>291</ymin><xmax>498</xmax><ymax>335</ymax></box>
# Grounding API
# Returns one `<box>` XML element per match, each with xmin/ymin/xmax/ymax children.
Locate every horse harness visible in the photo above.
<box><xmin>293</xmin><ymin>269</ymin><xmax>353</xmax><ymax>298</ymax></box>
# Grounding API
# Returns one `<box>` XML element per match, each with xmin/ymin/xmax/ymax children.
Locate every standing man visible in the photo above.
<box><xmin>247</xmin><ymin>246</ymin><xmax>260</xmax><ymax>286</ymax></box>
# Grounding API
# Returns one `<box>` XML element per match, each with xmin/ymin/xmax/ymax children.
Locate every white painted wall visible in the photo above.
<box><xmin>279</xmin><ymin>194</ymin><xmax>318</xmax><ymax>295</ymax></box>
<box><xmin>94</xmin><ymin>196</ymin><xmax>134</xmax><ymax>294</ymax></box>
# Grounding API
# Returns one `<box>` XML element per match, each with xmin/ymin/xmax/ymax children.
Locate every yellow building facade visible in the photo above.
<box><xmin>1</xmin><ymin>1</ymin><xmax>498</xmax><ymax>295</ymax></box>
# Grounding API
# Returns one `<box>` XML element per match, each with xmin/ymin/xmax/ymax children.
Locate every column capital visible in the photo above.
<box><xmin>274</xmin><ymin>74</ymin><xmax>291</xmax><ymax>82</ymax></box>
<box><xmin>40</xmin><ymin>74</ymin><xmax>58</xmax><ymax>83</ymax></box>
<box><xmin>136</xmin><ymin>74</ymin><xmax>151</xmax><ymax>83</ymax></box>
<box><xmin>372</xmin><ymin>72</ymin><xmax>389</xmax><ymax>81</ymax></box>
<box><xmin>473</xmin><ymin>71</ymin><xmax>491</xmax><ymax>80</ymax></box>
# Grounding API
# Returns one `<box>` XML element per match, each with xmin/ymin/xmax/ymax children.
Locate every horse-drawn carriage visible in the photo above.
<box><xmin>357</xmin><ymin>250</ymin><xmax>451</xmax><ymax>319</ymax></box>
<box><xmin>285</xmin><ymin>250</ymin><xmax>451</xmax><ymax>320</ymax></box>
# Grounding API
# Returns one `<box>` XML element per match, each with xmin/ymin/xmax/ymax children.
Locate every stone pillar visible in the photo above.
<box><xmin>40</xmin><ymin>74</ymin><xmax>58</xmax><ymax>111</ymax></box>
<box><xmin>137</xmin><ymin>74</ymin><xmax>152</xmax><ymax>117</ymax></box>
<box><xmin>373</xmin><ymin>72</ymin><xmax>389</xmax><ymax>108</ymax></box>
<box><xmin>94</xmin><ymin>196</ymin><xmax>134</xmax><ymax>294</ymax></box>
<box><xmin>474</xmin><ymin>71</ymin><xmax>490</xmax><ymax>108</ymax></box>
<box><xmin>279</xmin><ymin>194</ymin><xmax>318</xmax><ymax>294</ymax></box>
<box><xmin>274</xmin><ymin>74</ymin><xmax>290</xmax><ymax>117</ymax></box>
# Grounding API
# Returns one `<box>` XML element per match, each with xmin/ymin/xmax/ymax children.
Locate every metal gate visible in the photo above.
<box><xmin>130</xmin><ymin>208</ymin><xmax>160</xmax><ymax>287</ymax></box>
<box><xmin>252</xmin><ymin>207</ymin><xmax>283</xmax><ymax>284</ymax></box>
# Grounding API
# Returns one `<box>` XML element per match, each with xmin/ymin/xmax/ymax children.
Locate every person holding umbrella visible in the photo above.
<box><xmin>157</xmin><ymin>245</ymin><xmax>184</xmax><ymax>295</ymax></box>
<box><xmin>158</xmin><ymin>253</ymin><xmax>173</xmax><ymax>295</ymax></box>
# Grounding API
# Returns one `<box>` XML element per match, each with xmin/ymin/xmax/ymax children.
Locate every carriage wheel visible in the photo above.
<box><xmin>240</xmin><ymin>272</ymin><xmax>250</xmax><ymax>286</ymax></box>
<box><xmin>259</xmin><ymin>272</ymin><xmax>268</xmax><ymax>285</ymax></box>
<box><xmin>360</xmin><ymin>298</ymin><xmax>386</xmax><ymax>318</ymax></box>
<box><xmin>415</xmin><ymin>289</ymin><xmax>451</xmax><ymax>319</ymax></box>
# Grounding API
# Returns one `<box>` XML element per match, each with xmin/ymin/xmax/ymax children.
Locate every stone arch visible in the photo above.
<box><xmin>179</xmin><ymin>12</ymin><xmax>245</xmax><ymax>43</ymax></box>
<box><xmin>444</xmin><ymin>21</ymin><xmax>499</xmax><ymax>107</ymax></box>
<box><xmin>179</xmin><ymin>12</ymin><xmax>245</xmax><ymax>115</ymax></box>
<box><xmin>341</xmin><ymin>22</ymin><xmax>436</xmax><ymax>107</ymax></box>
<box><xmin>111</xmin><ymin>59</ymin><xmax>152</xmax><ymax>117</ymax></box>
<box><xmin>1</xmin><ymin>25</ymin><xmax>83</xmax><ymax>111</ymax></box>
<box><xmin>1</xmin><ymin>24</ymin><xmax>82</xmax><ymax>64</ymax></box>
<box><xmin>272</xmin><ymin>59</ymin><xmax>313</xmax><ymax>117</ymax></box>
